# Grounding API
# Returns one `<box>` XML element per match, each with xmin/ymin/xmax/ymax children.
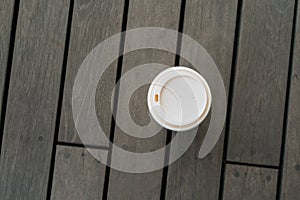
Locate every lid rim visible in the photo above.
<box><xmin>147</xmin><ymin>66</ymin><xmax>212</xmax><ymax>132</ymax></box>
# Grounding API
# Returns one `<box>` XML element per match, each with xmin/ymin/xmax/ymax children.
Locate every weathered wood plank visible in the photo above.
<box><xmin>107</xmin><ymin>0</ymin><xmax>181</xmax><ymax>199</ymax></box>
<box><xmin>51</xmin><ymin>146</ymin><xmax>106</xmax><ymax>200</ymax></box>
<box><xmin>223</xmin><ymin>164</ymin><xmax>278</xmax><ymax>200</ymax></box>
<box><xmin>0</xmin><ymin>0</ymin><xmax>15</xmax><ymax>125</ymax></box>
<box><xmin>281</xmin><ymin>1</ymin><xmax>300</xmax><ymax>199</ymax></box>
<box><xmin>227</xmin><ymin>0</ymin><xmax>295</xmax><ymax>165</ymax></box>
<box><xmin>58</xmin><ymin>0</ymin><xmax>125</xmax><ymax>145</ymax></box>
<box><xmin>165</xmin><ymin>0</ymin><xmax>238</xmax><ymax>199</ymax></box>
<box><xmin>0</xmin><ymin>0</ymin><xmax>69</xmax><ymax>199</ymax></box>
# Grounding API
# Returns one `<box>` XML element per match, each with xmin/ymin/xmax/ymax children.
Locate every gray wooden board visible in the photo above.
<box><xmin>227</xmin><ymin>0</ymin><xmax>295</xmax><ymax>166</ymax></box>
<box><xmin>165</xmin><ymin>0</ymin><xmax>238</xmax><ymax>199</ymax></box>
<box><xmin>223</xmin><ymin>164</ymin><xmax>278</xmax><ymax>200</ymax></box>
<box><xmin>0</xmin><ymin>0</ymin><xmax>69</xmax><ymax>199</ymax></box>
<box><xmin>50</xmin><ymin>146</ymin><xmax>107</xmax><ymax>200</ymax></box>
<box><xmin>281</xmin><ymin>1</ymin><xmax>300</xmax><ymax>199</ymax></box>
<box><xmin>0</xmin><ymin>0</ymin><xmax>14</xmax><ymax>125</ymax></box>
<box><xmin>58</xmin><ymin>0</ymin><xmax>125</xmax><ymax>146</ymax></box>
<box><xmin>107</xmin><ymin>0</ymin><xmax>181</xmax><ymax>199</ymax></box>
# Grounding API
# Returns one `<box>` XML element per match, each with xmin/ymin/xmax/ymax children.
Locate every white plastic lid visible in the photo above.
<box><xmin>147</xmin><ymin>66</ymin><xmax>211</xmax><ymax>131</ymax></box>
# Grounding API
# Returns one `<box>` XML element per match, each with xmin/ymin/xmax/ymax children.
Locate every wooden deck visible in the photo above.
<box><xmin>0</xmin><ymin>0</ymin><xmax>299</xmax><ymax>199</ymax></box>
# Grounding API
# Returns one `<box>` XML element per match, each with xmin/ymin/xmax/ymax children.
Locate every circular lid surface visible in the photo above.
<box><xmin>147</xmin><ymin>66</ymin><xmax>211</xmax><ymax>131</ymax></box>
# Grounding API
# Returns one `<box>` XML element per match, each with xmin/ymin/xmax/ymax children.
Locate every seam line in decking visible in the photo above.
<box><xmin>275</xmin><ymin>0</ymin><xmax>299</xmax><ymax>199</ymax></box>
<box><xmin>159</xmin><ymin>1</ymin><xmax>187</xmax><ymax>199</ymax></box>
<box><xmin>225</xmin><ymin>161</ymin><xmax>279</xmax><ymax>170</ymax></box>
<box><xmin>56</xmin><ymin>141</ymin><xmax>110</xmax><ymax>150</ymax></box>
<box><xmin>218</xmin><ymin>0</ymin><xmax>244</xmax><ymax>199</ymax></box>
<box><xmin>46</xmin><ymin>0</ymin><xmax>75</xmax><ymax>199</ymax></box>
<box><xmin>0</xmin><ymin>0</ymin><xmax>20</xmax><ymax>156</ymax></box>
<box><xmin>102</xmin><ymin>0</ymin><xmax>130</xmax><ymax>199</ymax></box>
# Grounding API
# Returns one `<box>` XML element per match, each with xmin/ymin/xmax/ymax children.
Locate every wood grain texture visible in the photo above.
<box><xmin>0</xmin><ymin>0</ymin><xmax>69</xmax><ymax>199</ymax></box>
<box><xmin>281</xmin><ymin>1</ymin><xmax>300</xmax><ymax>199</ymax></box>
<box><xmin>165</xmin><ymin>0</ymin><xmax>238</xmax><ymax>199</ymax></box>
<box><xmin>227</xmin><ymin>0</ymin><xmax>295</xmax><ymax>165</ymax></box>
<box><xmin>0</xmin><ymin>0</ymin><xmax>14</xmax><ymax>124</ymax></box>
<box><xmin>223</xmin><ymin>164</ymin><xmax>278</xmax><ymax>200</ymax></box>
<box><xmin>107</xmin><ymin>0</ymin><xmax>181</xmax><ymax>199</ymax></box>
<box><xmin>58</xmin><ymin>0</ymin><xmax>124</xmax><ymax>146</ymax></box>
<box><xmin>51</xmin><ymin>146</ymin><xmax>106</xmax><ymax>200</ymax></box>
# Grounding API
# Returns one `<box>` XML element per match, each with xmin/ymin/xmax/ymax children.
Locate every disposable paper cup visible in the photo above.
<box><xmin>147</xmin><ymin>66</ymin><xmax>212</xmax><ymax>131</ymax></box>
